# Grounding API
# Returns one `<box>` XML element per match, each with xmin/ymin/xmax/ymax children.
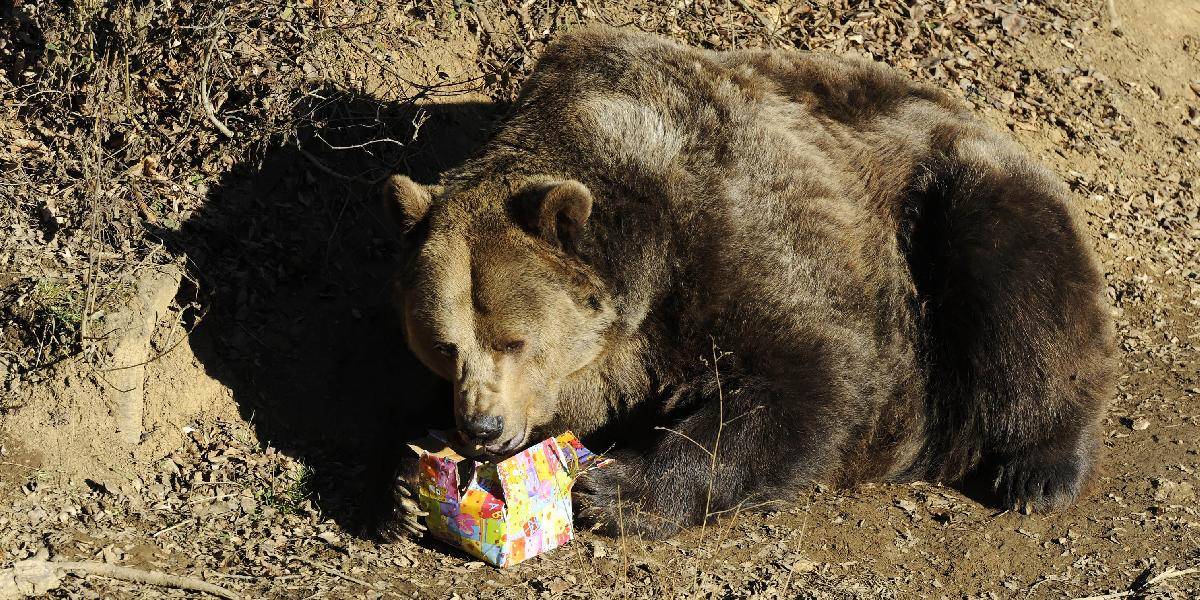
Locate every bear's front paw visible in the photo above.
<box><xmin>990</xmin><ymin>445</ymin><xmax>1090</xmax><ymax>513</ymax></box>
<box><xmin>375</xmin><ymin>456</ymin><xmax>428</xmax><ymax>542</ymax></box>
<box><xmin>381</xmin><ymin>477</ymin><xmax>428</xmax><ymax>541</ymax></box>
<box><xmin>572</xmin><ymin>460</ymin><xmax>681</xmax><ymax>540</ymax></box>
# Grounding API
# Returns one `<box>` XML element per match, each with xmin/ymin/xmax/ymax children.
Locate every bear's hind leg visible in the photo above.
<box><xmin>907</xmin><ymin>126</ymin><xmax>1115</xmax><ymax>512</ymax></box>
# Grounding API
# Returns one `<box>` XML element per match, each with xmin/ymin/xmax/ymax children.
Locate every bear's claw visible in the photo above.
<box><xmin>990</xmin><ymin>446</ymin><xmax>1089</xmax><ymax>513</ymax></box>
<box><xmin>377</xmin><ymin>468</ymin><xmax>427</xmax><ymax>542</ymax></box>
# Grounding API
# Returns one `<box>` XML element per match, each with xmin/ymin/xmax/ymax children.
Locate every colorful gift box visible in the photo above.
<box><xmin>407</xmin><ymin>431</ymin><xmax>606</xmax><ymax>567</ymax></box>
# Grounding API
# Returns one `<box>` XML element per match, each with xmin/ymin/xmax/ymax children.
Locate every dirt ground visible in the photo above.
<box><xmin>1</xmin><ymin>0</ymin><xmax>1198</xmax><ymax>598</ymax></box>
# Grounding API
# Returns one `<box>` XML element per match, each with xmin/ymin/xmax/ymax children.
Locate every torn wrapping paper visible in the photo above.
<box><xmin>407</xmin><ymin>431</ymin><xmax>607</xmax><ymax>567</ymax></box>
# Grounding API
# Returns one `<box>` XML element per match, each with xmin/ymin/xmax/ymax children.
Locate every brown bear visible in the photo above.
<box><xmin>379</xmin><ymin>27</ymin><xmax>1115</xmax><ymax>541</ymax></box>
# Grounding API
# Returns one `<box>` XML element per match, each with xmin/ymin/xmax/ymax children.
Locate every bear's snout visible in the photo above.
<box><xmin>453</xmin><ymin>379</ymin><xmax>530</xmax><ymax>455</ymax></box>
<box><xmin>461</xmin><ymin>413</ymin><xmax>504</xmax><ymax>442</ymax></box>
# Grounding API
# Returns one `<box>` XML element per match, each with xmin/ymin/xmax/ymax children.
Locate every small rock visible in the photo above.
<box><xmin>26</xmin><ymin>508</ymin><xmax>47</xmax><ymax>525</ymax></box>
<box><xmin>545</xmin><ymin>577</ymin><xmax>572</xmax><ymax>593</ymax></box>
<box><xmin>100</xmin><ymin>545</ymin><xmax>124</xmax><ymax>564</ymax></box>
<box><xmin>895</xmin><ymin>498</ymin><xmax>920</xmax><ymax>518</ymax></box>
<box><xmin>1152</xmin><ymin>479</ymin><xmax>1196</xmax><ymax>504</ymax></box>
<box><xmin>1</xmin><ymin>559</ymin><xmax>65</xmax><ymax>597</ymax></box>
<box><xmin>1131</xmin><ymin>418</ymin><xmax>1150</xmax><ymax>431</ymax></box>
<box><xmin>789</xmin><ymin>558</ymin><xmax>817</xmax><ymax>573</ymax></box>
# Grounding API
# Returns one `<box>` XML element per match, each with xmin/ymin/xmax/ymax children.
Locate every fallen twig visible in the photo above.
<box><xmin>200</xmin><ymin>13</ymin><xmax>236</xmax><ymax>138</ymax></box>
<box><xmin>295</xmin><ymin>142</ymin><xmax>354</xmax><ymax>181</ymax></box>
<box><xmin>151</xmin><ymin>517</ymin><xmax>194</xmax><ymax>537</ymax></box>
<box><xmin>469</xmin><ymin>2</ymin><xmax>498</xmax><ymax>42</ymax></box>
<box><xmin>732</xmin><ymin>0</ymin><xmax>774</xmax><ymax>31</ymax></box>
<box><xmin>295</xmin><ymin>141</ymin><xmax>391</xmax><ymax>186</ymax></box>
<box><xmin>130</xmin><ymin>185</ymin><xmax>159</xmax><ymax>225</ymax></box>
<box><xmin>37</xmin><ymin>560</ymin><xmax>239</xmax><ymax>599</ymax></box>
<box><xmin>200</xmin><ymin>76</ymin><xmax>235</xmax><ymax>138</ymax></box>
<box><xmin>312</xmin><ymin>131</ymin><xmax>405</xmax><ymax>152</ymax></box>
<box><xmin>1148</xmin><ymin>566</ymin><xmax>1200</xmax><ymax>586</ymax></box>
<box><xmin>1072</xmin><ymin>566</ymin><xmax>1200</xmax><ymax>600</ymax></box>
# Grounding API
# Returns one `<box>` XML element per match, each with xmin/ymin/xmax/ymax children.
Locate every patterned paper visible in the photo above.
<box><xmin>411</xmin><ymin>431</ymin><xmax>602</xmax><ymax>567</ymax></box>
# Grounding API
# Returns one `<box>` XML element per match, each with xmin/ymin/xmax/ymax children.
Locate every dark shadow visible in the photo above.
<box><xmin>153</xmin><ymin>90</ymin><xmax>505</xmax><ymax>535</ymax></box>
<box><xmin>956</xmin><ymin>469</ymin><xmax>1005</xmax><ymax>511</ymax></box>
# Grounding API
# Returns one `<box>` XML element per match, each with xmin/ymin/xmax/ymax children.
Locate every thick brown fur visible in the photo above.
<box><xmin>378</xmin><ymin>27</ymin><xmax>1115</xmax><ymax>541</ymax></box>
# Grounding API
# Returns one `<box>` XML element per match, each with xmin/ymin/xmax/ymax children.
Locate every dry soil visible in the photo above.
<box><xmin>1</xmin><ymin>0</ymin><xmax>1198</xmax><ymax>598</ymax></box>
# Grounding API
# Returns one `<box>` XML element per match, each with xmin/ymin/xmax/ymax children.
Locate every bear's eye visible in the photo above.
<box><xmin>433</xmin><ymin>342</ymin><xmax>457</xmax><ymax>358</ymax></box>
<box><xmin>501</xmin><ymin>340</ymin><xmax>526</xmax><ymax>354</ymax></box>
<box><xmin>586</xmin><ymin>295</ymin><xmax>601</xmax><ymax>311</ymax></box>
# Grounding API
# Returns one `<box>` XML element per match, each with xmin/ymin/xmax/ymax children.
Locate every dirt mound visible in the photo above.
<box><xmin>1</xmin><ymin>281</ymin><xmax>239</xmax><ymax>487</ymax></box>
<box><xmin>1</xmin><ymin>0</ymin><xmax>1199</xmax><ymax>598</ymax></box>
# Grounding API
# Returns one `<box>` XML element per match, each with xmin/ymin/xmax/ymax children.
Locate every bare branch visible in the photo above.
<box><xmin>200</xmin><ymin>12</ymin><xmax>235</xmax><ymax>139</ymax></box>
<box><xmin>27</xmin><ymin>560</ymin><xmax>240</xmax><ymax>599</ymax></box>
<box><xmin>653</xmin><ymin>426</ymin><xmax>716</xmax><ymax>459</ymax></box>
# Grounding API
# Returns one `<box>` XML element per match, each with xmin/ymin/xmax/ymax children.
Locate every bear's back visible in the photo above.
<box><xmin>475</xmin><ymin>28</ymin><xmax>967</xmax><ymax>230</ymax></box>
<box><xmin>485</xmin><ymin>28</ymin><xmax>841</xmax><ymax>200</ymax></box>
<box><xmin>452</xmin><ymin>28</ymin><xmax>924</xmax><ymax>343</ymax></box>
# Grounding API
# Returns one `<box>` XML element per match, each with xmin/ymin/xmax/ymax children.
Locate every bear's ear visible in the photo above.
<box><xmin>524</xmin><ymin>179</ymin><xmax>593</xmax><ymax>252</ymax></box>
<box><xmin>383</xmin><ymin>174</ymin><xmax>437</xmax><ymax>235</ymax></box>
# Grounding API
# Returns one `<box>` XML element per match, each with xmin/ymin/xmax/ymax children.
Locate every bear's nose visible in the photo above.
<box><xmin>462</xmin><ymin>414</ymin><xmax>504</xmax><ymax>441</ymax></box>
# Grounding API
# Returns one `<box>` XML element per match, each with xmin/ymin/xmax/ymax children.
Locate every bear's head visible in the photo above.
<box><xmin>385</xmin><ymin>174</ymin><xmax>617</xmax><ymax>455</ymax></box>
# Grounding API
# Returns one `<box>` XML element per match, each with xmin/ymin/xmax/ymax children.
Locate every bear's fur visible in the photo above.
<box><xmin>379</xmin><ymin>27</ymin><xmax>1115</xmax><ymax>540</ymax></box>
